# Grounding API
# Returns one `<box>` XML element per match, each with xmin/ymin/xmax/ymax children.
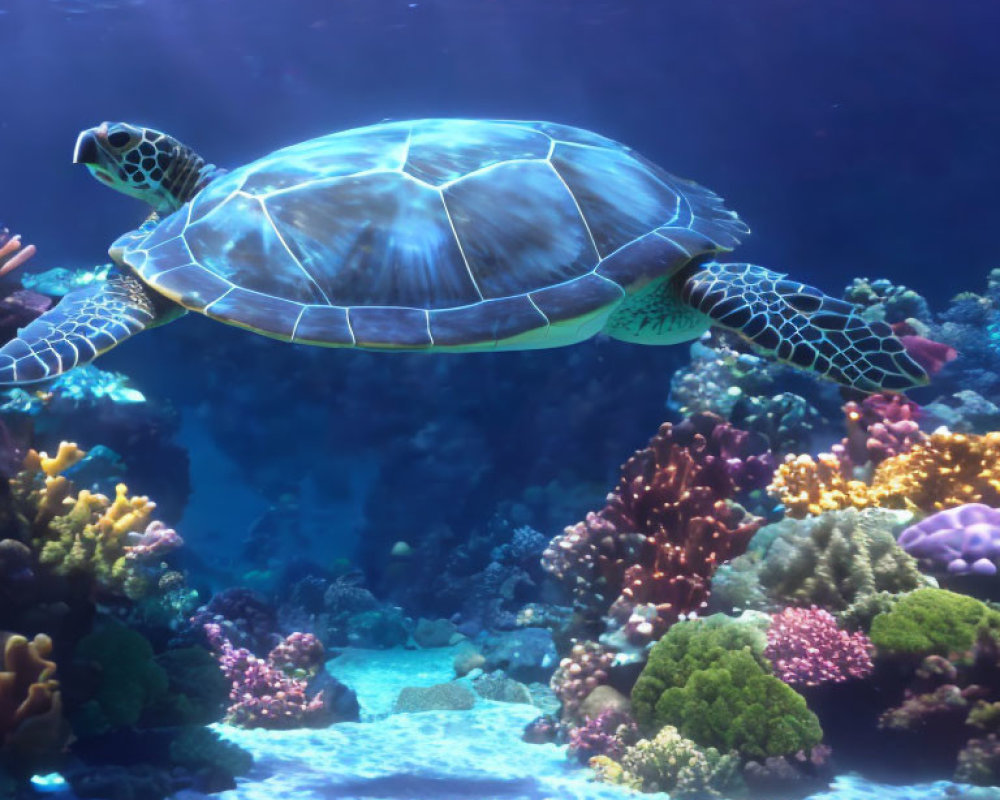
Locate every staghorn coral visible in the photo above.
<box><xmin>591</xmin><ymin>725</ymin><xmax>743</xmax><ymax>797</ymax></box>
<box><xmin>772</xmin><ymin>431</ymin><xmax>1000</xmax><ymax>517</ymax></box>
<box><xmin>543</xmin><ymin>414</ymin><xmax>770</xmax><ymax>648</ymax></box>
<box><xmin>765</xmin><ymin>606</ymin><xmax>873</xmax><ymax>687</ymax></box>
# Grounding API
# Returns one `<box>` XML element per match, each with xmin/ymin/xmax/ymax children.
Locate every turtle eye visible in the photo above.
<box><xmin>107</xmin><ymin>130</ymin><xmax>131</xmax><ymax>148</ymax></box>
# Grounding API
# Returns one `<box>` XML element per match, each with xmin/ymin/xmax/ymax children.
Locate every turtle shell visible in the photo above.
<box><xmin>121</xmin><ymin>119</ymin><xmax>747</xmax><ymax>350</ymax></box>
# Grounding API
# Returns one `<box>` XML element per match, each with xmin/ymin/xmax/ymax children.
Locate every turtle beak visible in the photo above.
<box><xmin>73</xmin><ymin>130</ymin><xmax>101</xmax><ymax>166</ymax></box>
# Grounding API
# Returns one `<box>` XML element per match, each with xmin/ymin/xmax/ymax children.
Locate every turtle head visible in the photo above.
<box><xmin>74</xmin><ymin>122</ymin><xmax>218</xmax><ymax>215</ymax></box>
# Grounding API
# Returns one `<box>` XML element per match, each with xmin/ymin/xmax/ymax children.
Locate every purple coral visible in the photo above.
<box><xmin>765</xmin><ymin>606</ymin><xmax>874</xmax><ymax>687</ymax></box>
<box><xmin>124</xmin><ymin>520</ymin><xmax>183</xmax><ymax>562</ymax></box>
<box><xmin>566</xmin><ymin>710</ymin><xmax>639</xmax><ymax>763</ymax></box>
<box><xmin>898</xmin><ymin>504</ymin><xmax>1000</xmax><ymax>576</ymax></box>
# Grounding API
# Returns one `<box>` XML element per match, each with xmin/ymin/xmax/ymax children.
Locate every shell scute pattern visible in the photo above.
<box><xmin>127</xmin><ymin>119</ymin><xmax>744</xmax><ymax>348</ymax></box>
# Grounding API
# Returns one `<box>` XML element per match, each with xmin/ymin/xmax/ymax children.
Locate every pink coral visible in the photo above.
<box><xmin>566</xmin><ymin>710</ymin><xmax>639</xmax><ymax>763</ymax></box>
<box><xmin>836</xmin><ymin>393</ymin><xmax>928</xmax><ymax>468</ymax></box>
<box><xmin>124</xmin><ymin>520</ymin><xmax>183</xmax><ymax>562</ymax></box>
<box><xmin>205</xmin><ymin>623</ymin><xmax>330</xmax><ymax>729</ymax></box>
<box><xmin>765</xmin><ymin>607</ymin><xmax>874</xmax><ymax>687</ymax></box>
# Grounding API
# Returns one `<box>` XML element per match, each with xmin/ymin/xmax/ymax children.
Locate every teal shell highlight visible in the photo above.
<box><xmin>122</xmin><ymin>119</ymin><xmax>747</xmax><ymax>349</ymax></box>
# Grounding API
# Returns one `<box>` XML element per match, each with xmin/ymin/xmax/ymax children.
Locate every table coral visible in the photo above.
<box><xmin>764</xmin><ymin>606</ymin><xmax>874</xmax><ymax>687</ymax></box>
<box><xmin>543</xmin><ymin>413</ymin><xmax>770</xmax><ymax>648</ymax></box>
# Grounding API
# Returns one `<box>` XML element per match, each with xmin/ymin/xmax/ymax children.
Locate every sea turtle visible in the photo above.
<box><xmin>0</xmin><ymin>119</ymin><xmax>927</xmax><ymax>391</ymax></box>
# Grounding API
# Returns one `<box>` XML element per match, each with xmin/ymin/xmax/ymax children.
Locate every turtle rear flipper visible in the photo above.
<box><xmin>678</xmin><ymin>261</ymin><xmax>929</xmax><ymax>392</ymax></box>
<box><xmin>0</xmin><ymin>269</ymin><xmax>171</xmax><ymax>384</ymax></box>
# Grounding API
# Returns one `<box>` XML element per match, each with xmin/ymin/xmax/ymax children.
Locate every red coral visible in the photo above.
<box><xmin>765</xmin><ymin>607</ymin><xmax>874</xmax><ymax>687</ymax></box>
<box><xmin>544</xmin><ymin>413</ymin><xmax>768</xmax><ymax>647</ymax></box>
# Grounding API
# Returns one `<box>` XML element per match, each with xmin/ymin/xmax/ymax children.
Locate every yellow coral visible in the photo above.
<box><xmin>38</xmin><ymin>442</ymin><xmax>85</xmax><ymax>478</ymax></box>
<box><xmin>771</xmin><ymin>431</ymin><xmax>1000</xmax><ymax>517</ymax></box>
<box><xmin>768</xmin><ymin>453</ymin><xmax>870</xmax><ymax>517</ymax></box>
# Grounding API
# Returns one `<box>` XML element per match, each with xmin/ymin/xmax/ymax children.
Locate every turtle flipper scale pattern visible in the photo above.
<box><xmin>0</xmin><ymin>270</ymin><xmax>161</xmax><ymax>384</ymax></box>
<box><xmin>678</xmin><ymin>261</ymin><xmax>929</xmax><ymax>392</ymax></box>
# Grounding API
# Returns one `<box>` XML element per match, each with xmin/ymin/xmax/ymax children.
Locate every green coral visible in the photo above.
<box><xmin>757</xmin><ymin>508</ymin><xmax>927</xmax><ymax>611</ymax></box>
<box><xmin>631</xmin><ymin>615</ymin><xmax>768</xmax><ymax>728</ymax></box>
<box><xmin>592</xmin><ymin>725</ymin><xmax>743</xmax><ymax>797</ymax></box>
<box><xmin>145</xmin><ymin>647</ymin><xmax>230</xmax><ymax>727</ymax></box>
<box><xmin>870</xmin><ymin>588</ymin><xmax>1000</xmax><ymax>658</ymax></box>
<box><xmin>71</xmin><ymin>622</ymin><xmax>168</xmax><ymax>736</ymax></box>
<box><xmin>631</xmin><ymin>615</ymin><xmax>821</xmax><ymax>760</ymax></box>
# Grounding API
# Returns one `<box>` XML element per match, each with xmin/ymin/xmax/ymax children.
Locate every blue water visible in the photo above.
<box><xmin>1</xmin><ymin>2</ymin><xmax>1000</xmax><ymax>799</ymax></box>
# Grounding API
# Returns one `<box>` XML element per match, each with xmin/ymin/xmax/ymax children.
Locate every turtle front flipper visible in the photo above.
<box><xmin>677</xmin><ymin>261</ymin><xmax>929</xmax><ymax>392</ymax></box>
<box><xmin>0</xmin><ymin>268</ymin><xmax>177</xmax><ymax>385</ymax></box>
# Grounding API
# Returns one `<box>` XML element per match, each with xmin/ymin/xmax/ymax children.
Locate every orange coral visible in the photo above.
<box><xmin>770</xmin><ymin>431</ymin><xmax>1000</xmax><ymax>517</ymax></box>
<box><xmin>0</xmin><ymin>633</ymin><xmax>61</xmax><ymax>746</ymax></box>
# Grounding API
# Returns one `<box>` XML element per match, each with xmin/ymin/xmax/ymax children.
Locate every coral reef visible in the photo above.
<box><xmin>0</xmin><ymin>633</ymin><xmax>66</xmax><ymax>757</ymax></box>
<box><xmin>566</xmin><ymin>710</ymin><xmax>639</xmax><ymax>763</ymax></box>
<box><xmin>898</xmin><ymin>503</ymin><xmax>1000</xmax><ymax>575</ymax></box>
<box><xmin>764</xmin><ymin>606</ymin><xmax>874</xmax><ymax>687</ymax></box>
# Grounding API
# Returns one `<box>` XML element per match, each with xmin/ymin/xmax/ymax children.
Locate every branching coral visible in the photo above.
<box><xmin>10</xmin><ymin>443</ymin><xmax>184</xmax><ymax>601</ymax></box>
<box><xmin>205</xmin><ymin>624</ymin><xmax>333</xmax><ymax>729</ymax></box>
<box><xmin>543</xmin><ymin>414</ymin><xmax>770</xmax><ymax>647</ymax></box>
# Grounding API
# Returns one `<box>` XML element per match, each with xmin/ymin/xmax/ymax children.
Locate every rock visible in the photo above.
<box><xmin>472</xmin><ymin>671</ymin><xmax>532</xmax><ymax>704</ymax></box>
<box><xmin>414</xmin><ymin>617</ymin><xmax>461</xmax><ymax>648</ymax></box>
<box><xmin>480</xmin><ymin>627</ymin><xmax>557</xmax><ymax>683</ymax></box>
<box><xmin>579</xmin><ymin>685</ymin><xmax>631</xmax><ymax>720</ymax></box>
<box><xmin>307</xmin><ymin>671</ymin><xmax>360</xmax><ymax>722</ymax></box>
<box><xmin>393</xmin><ymin>682</ymin><xmax>476</xmax><ymax>713</ymax></box>
<box><xmin>453</xmin><ymin>646</ymin><xmax>486</xmax><ymax>677</ymax></box>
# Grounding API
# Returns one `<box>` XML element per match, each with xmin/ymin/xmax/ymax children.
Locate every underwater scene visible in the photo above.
<box><xmin>1</xmin><ymin>1</ymin><xmax>1000</xmax><ymax>798</ymax></box>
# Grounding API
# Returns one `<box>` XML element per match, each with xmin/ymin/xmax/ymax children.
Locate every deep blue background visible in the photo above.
<box><xmin>0</xmin><ymin>0</ymin><xmax>998</xmax><ymax>572</ymax></box>
<box><xmin>2</xmin><ymin>0</ymin><xmax>998</xmax><ymax>297</ymax></box>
